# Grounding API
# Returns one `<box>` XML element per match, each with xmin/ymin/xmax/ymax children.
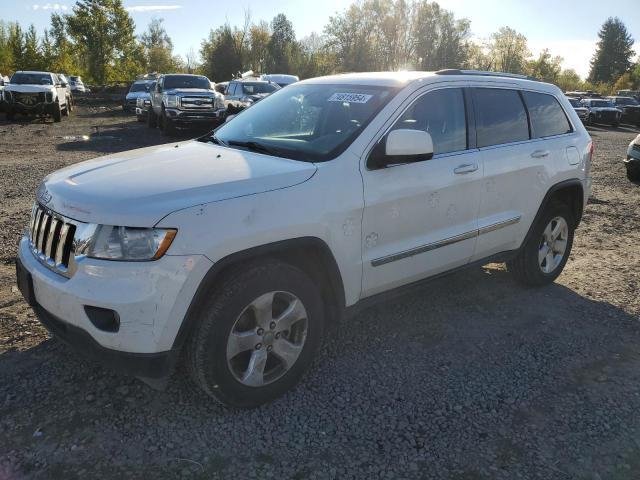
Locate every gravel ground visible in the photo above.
<box><xmin>0</xmin><ymin>104</ymin><xmax>639</xmax><ymax>479</ymax></box>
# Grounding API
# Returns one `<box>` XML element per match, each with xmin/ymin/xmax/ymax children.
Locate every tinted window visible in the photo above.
<box><xmin>522</xmin><ymin>91</ymin><xmax>572</xmax><ymax>138</ymax></box>
<box><xmin>129</xmin><ymin>82</ymin><xmax>148</xmax><ymax>92</ymax></box>
<box><xmin>240</xmin><ymin>82</ymin><xmax>280</xmax><ymax>94</ymax></box>
<box><xmin>163</xmin><ymin>75</ymin><xmax>211</xmax><ymax>89</ymax></box>
<box><xmin>226</xmin><ymin>83</ymin><xmax>237</xmax><ymax>96</ymax></box>
<box><xmin>474</xmin><ymin>88</ymin><xmax>529</xmax><ymax>147</ymax></box>
<box><xmin>391</xmin><ymin>88</ymin><xmax>467</xmax><ymax>155</ymax></box>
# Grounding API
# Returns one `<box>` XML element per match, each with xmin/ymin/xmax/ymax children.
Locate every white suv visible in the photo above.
<box><xmin>16</xmin><ymin>70</ymin><xmax>592</xmax><ymax>407</ymax></box>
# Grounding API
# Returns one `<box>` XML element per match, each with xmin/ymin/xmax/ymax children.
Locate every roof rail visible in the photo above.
<box><xmin>435</xmin><ymin>69</ymin><xmax>540</xmax><ymax>82</ymax></box>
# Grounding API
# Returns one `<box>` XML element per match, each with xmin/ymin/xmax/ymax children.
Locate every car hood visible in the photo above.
<box><xmin>126</xmin><ymin>91</ymin><xmax>149</xmax><ymax>100</ymax></box>
<box><xmin>6</xmin><ymin>84</ymin><xmax>54</xmax><ymax>93</ymax></box>
<box><xmin>40</xmin><ymin>141</ymin><xmax>317</xmax><ymax>226</ymax></box>
<box><xmin>164</xmin><ymin>88</ymin><xmax>213</xmax><ymax>96</ymax></box>
<box><xmin>589</xmin><ymin>107</ymin><xmax>619</xmax><ymax>112</ymax></box>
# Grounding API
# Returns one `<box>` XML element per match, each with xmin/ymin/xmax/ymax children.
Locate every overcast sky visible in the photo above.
<box><xmin>8</xmin><ymin>0</ymin><xmax>640</xmax><ymax>78</ymax></box>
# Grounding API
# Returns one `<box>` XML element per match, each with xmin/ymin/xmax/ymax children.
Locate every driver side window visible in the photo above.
<box><xmin>391</xmin><ymin>88</ymin><xmax>467</xmax><ymax>155</ymax></box>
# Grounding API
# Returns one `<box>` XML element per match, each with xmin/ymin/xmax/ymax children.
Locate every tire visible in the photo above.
<box><xmin>627</xmin><ymin>164</ymin><xmax>640</xmax><ymax>182</ymax></box>
<box><xmin>507</xmin><ymin>201</ymin><xmax>575</xmax><ymax>286</ymax></box>
<box><xmin>586</xmin><ymin>114</ymin><xmax>594</xmax><ymax>126</ymax></box>
<box><xmin>136</xmin><ymin>114</ymin><xmax>145</xmax><ymax>123</ymax></box>
<box><xmin>187</xmin><ymin>261</ymin><xmax>325</xmax><ymax>408</ymax></box>
<box><xmin>52</xmin><ymin>102</ymin><xmax>62</xmax><ymax>122</ymax></box>
<box><xmin>147</xmin><ymin>108</ymin><xmax>157</xmax><ymax>128</ymax></box>
<box><xmin>62</xmin><ymin>101</ymin><xmax>69</xmax><ymax>117</ymax></box>
<box><xmin>161</xmin><ymin>114</ymin><xmax>177</xmax><ymax>136</ymax></box>
<box><xmin>67</xmin><ymin>97</ymin><xmax>73</xmax><ymax>113</ymax></box>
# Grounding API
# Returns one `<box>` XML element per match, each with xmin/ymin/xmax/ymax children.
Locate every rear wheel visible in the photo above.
<box><xmin>507</xmin><ymin>202</ymin><xmax>575</xmax><ymax>286</ymax></box>
<box><xmin>187</xmin><ymin>261</ymin><xmax>324</xmax><ymax>408</ymax></box>
<box><xmin>67</xmin><ymin>96</ymin><xmax>73</xmax><ymax>113</ymax></box>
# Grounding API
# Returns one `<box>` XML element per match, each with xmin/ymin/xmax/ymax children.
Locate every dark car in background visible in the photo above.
<box><xmin>607</xmin><ymin>96</ymin><xmax>640</xmax><ymax>127</ymax></box>
<box><xmin>135</xmin><ymin>80</ymin><xmax>155</xmax><ymax>122</ymax></box>
<box><xmin>581</xmin><ymin>98</ymin><xmax>621</xmax><ymax>127</ymax></box>
<box><xmin>567</xmin><ymin>97</ymin><xmax>588</xmax><ymax>122</ymax></box>
<box><xmin>625</xmin><ymin>134</ymin><xmax>640</xmax><ymax>182</ymax></box>
<box><xmin>124</xmin><ymin>80</ymin><xmax>153</xmax><ymax>112</ymax></box>
<box><xmin>224</xmin><ymin>78</ymin><xmax>280</xmax><ymax>115</ymax></box>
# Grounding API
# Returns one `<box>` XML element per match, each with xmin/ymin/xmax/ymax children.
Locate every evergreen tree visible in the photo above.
<box><xmin>588</xmin><ymin>17</ymin><xmax>635</xmax><ymax>84</ymax></box>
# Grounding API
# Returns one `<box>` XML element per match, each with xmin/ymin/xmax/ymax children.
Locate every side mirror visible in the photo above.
<box><xmin>369</xmin><ymin>129</ymin><xmax>434</xmax><ymax>169</ymax></box>
<box><xmin>61</xmin><ymin>82</ymin><xmax>68</xmax><ymax>88</ymax></box>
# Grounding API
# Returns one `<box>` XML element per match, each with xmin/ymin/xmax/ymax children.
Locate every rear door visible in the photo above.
<box><xmin>360</xmin><ymin>86</ymin><xmax>484</xmax><ymax>297</ymax></box>
<box><xmin>471</xmin><ymin>87</ymin><xmax>574</xmax><ymax>260</ymax></box>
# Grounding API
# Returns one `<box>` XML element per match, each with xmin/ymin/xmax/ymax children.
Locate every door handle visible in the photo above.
<box><xmin>531</xmin><ymin>150</ymin><xmax>550</xmax><ymax>158</ymax></box>
<box><xmin>453</xmin><ymin>163</ymin><xmax>478</xmax><ymax>174</ymax></box>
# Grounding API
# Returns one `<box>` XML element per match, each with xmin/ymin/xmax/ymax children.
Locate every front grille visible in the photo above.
<box><xmin>596</xmin><ymin>111</ymin><xmax>618</xmax><ymax>122</ymax></box>
<box><xmin>127</xmin><ymin>99</ymin><xmax>137</xmax><ymax>106</ymax></box>
<box><xmin>28</xmin><ymin>203</ymin><xmax>77</xmax><ymax>277</ymax></box>
<box><xmin>14</xmin><ymin>92</ymin><xmax>45</xmax><ymax>105</ymax></box>
<box><xmin>180</xmin><ymin>96</ymin><xmax>214</xmax><ymax>110</ymax></box>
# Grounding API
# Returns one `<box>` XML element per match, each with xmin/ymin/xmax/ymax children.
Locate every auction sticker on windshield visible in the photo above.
<box><xmin>328</xmin><ymin>93</ymin><xmax>373</xmax><ymax>103</ymax></box>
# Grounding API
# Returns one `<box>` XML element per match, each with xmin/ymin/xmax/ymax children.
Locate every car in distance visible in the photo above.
<box><xmin>57</xmin><ymin>74</ymin><xmax>74</xmax><ymax>111</ymax></box>
<box><xmin>147</xmin><ymin>74</ymin><xmax>225</xmax><ymax>135</ymax></box>
<box><xmin>625</xmin><ymin>134</ymin><xmax>640</xmax><ymax>182</ymax></box>
<box><xmin>16</xmin><ymin>70</ymin><xmax>592</xmax><ymax>408</ymax></box>
<box><xmin>260</xmin><ymin>74</ymin><xmax>299</xmax><ymax>87</ymax></box>
<box><xmin>124</xmin><ymin>80</ymin><xmax>153</xmax><ymax>113</ymax></box>
<box><xmin>4</xmin><ymin>71</ymin><xmax>71</xmax><ymax>122</ymax></box>
<box><xmin>580</xmin><ymin>98</ymin><xmax>621</xmax><ymax>127</ymax></box>
<box><xmin>69</xmin><ymin>75</ymin><xmax>86</xmax><ymax>93</ymax></box>
<box><xmin>607</xmin><ymin>96</ymin><xmax>640</xmax><ymax>127</ymax></box>
<box><xmin>135</xmin><ymin>81</ymin><xmax>155</xmax><ymax>122</ymax></box>
<box><xmin>567</xmin><ymin>97</ymin><xmax>588</xmax><ymax>122</ymax></box>
<box><xmin>617</xmin><ymin>90</ymin><xmax>639</xmax><ymax>101</ymax></box>
<box><xmin>223</xmin><ymin>77</ymin><xmax>280</xmax><ymax>114</ymax></box>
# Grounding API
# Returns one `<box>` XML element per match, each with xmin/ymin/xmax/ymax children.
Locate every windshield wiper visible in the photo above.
<box><xmin>201</xmin><ymin>134</ymin><xmax>227</xmax><ymax>146</ymax></box>
<box><xmin>227</xmin><ymin>140</ymin><xmax>280</xmax><ymax>156</ymax></box>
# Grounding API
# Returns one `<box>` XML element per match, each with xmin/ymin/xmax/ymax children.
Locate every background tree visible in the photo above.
<box><xmin>556</xmin><ymin>69</ymin><xmax>582</xmax><ymax>92</ymax></box>
<box><xmin>65</xmin><ymin>0</ymin><xmax>140</xmax><ymax>83</ymax></box>
<box><xmin>588</xmin><ymin>17</ymin><xmax>635</xmax><ymax>84</ymax></box>
<box><xmin>8</xmin><ymin>23</ymin><xmax>25</xmax><ymax>73</ymax></box>
<box><xmin>140</xmin><ymin>18</ymin><xmax>175</xmax><ymax>73</ymax></box>
<box><xmin>200</xmin><ymin>24</ymin><xmax>243</xmax><ymax>81</ymax></box>
<box><xmin>0</xmin><ymin>21</ymin><xmax>15</xmax><ymax>74</ymax></box>
<box><xmin>486</xmin><ymin>27</ymin><xmax>529</xmax><ymax>74</ymax></box>
<box><xmin>268</xmin><ymin>13</ymin><xmax>296</xmax><ymax>73</ymax></box>
<box><xmin>527</xmin><ymin>49</ymin><xmax>562</xmax><ymax>83</ymax></box>
<box><xmin>47</xmin><ymin>13</ymin><xmax>77</xmax><ymax>74</ymax></box>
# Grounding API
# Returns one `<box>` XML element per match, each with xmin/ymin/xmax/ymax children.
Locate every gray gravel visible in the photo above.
<box><xmin>0</xmin><ymin>106</ymin><xmax>639</xmax><ymax>479</ymax></box>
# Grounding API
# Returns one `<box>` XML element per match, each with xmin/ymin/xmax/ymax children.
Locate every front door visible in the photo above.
<box><xmin>360</xmin><ymin>87</ymin><xmax>484</xmax><ymax>298</ymax></box>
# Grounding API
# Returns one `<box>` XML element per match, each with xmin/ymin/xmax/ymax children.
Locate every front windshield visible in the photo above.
<box><xmin>615</xmin><ymin>97</ymin><xmax>638</xmax><ymax>105</ymax></box>
<box><xmin>568</xmin><ymin>98</ymin><xmax>581</xmax><ymax>107</ymax></box>
<box><xmin>241</xmin><ymin>82</ymin><xmax>280</xmax><ymax>95</ymax></box>
<box><xmin>129</xmin><ymin>82</ymin><xmax>148</xmax><ymax>93</ymax></box>
<box><xmin>10</xmin><ymin>73</ymin><xmax>53</xmax><ymax>85</ymax></box>
<box><xmin>164</xmin><ymin>75</ymin><xmax>211</xmax><ymax>89</ymax></box>
<box><xmin>590</xmin><ymin>100</ymin><xmax>613</xmax><ymax>107</ymax></box>
<box><xmin>211</xmin><ymin>83</ymin><xmax>398</xmax><ymax>162</ymax></box>
<box><xmin>70</xmin><ymin>76</ymin><xmax>81</xmax><ymax>83</ymax></box>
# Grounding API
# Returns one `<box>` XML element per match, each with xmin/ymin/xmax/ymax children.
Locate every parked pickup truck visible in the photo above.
<box><xmin>4</xmin><ymin>71</ymin><xmax>72</xmax><ymax>122</ymax></box>
<box><xmin>147</xmin><ymin>74</ymin><xmax>225</xmax><ymax>135</ymax></box>
<box><xmin>15</xmin><ymin>70</ymin><xmax>592</xmax><ymax>408</ymax></box>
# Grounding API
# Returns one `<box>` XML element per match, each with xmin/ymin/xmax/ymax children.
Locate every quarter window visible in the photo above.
<box><xmin>474</xmin><ymin>88</ymin><xmax>529</xmax><ymax>147</ymax></box>
<box><xmin>522</xmin><ymin>91</ymin><xmax>572</xmax><ymax>138</ymax></box>
<box><xmin>391</xmin><ymin>88</ymin><xmax>467</xmax><ymax>155</ymax></box>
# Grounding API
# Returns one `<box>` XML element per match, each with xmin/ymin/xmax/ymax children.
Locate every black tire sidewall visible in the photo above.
<box><xmin>521</xmin><ymin>202</ymin><xmax>575</xmax><ymax>285</ymax></box>
<box><xmin>190</xmin><ymin>262</ymin><xmax>324</xmax><ymax>408</ymax></box>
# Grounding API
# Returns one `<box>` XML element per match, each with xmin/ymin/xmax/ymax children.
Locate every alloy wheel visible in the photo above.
<box><xmin>538</xmin><ymin>216</ymin><xmax>569</xmax><ymax>274</ymax></box>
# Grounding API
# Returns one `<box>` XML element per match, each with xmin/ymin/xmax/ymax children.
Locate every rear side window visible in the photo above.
<box><xmin>391</xmin><ymin>88</ymin><xmax>467</xmax><ymax>155</ymax></box>
<box><xmin>523</xmin><ymin>91</ymin><xmax>572</xmax><ymax>138</ymax></box>
<box><xmin>474</xmin><ymin>88</ymin><xmax>529</xmax><ymax>147</ymax></box>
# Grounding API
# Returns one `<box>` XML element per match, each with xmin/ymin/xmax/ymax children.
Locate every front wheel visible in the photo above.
<box><xmin>161</xmin><ymin>114</ymin><xmax>177</xmax><ymax>136</ymax></box>
<box><xmin>627</xmin><ymin>164</ymin><xmax>640</xmax><ymax>182</ymax></box>
<box><xmin>147</xmin><ymin>108</ymin><xmax>157</xmax><ymax>128</ymax></box>
<box><xmin>507</xmin><ymin>202</ymin><xmax>575</xmax><ymax>286</ymax></box>
<box><xmin>52</xmin><ymin>102</ymin><xmax>62</xmax><ymax>122</ymax></box>
<box><xmin>187</xmin><ymin>261</ymin><xmax>324</xmax><ymax>408</ymax></box>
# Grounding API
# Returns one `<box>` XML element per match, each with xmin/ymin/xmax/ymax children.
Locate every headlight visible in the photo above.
<box><xmin>215</xmin><ymin>96</ymin><xmax>225</xmax><ymax>110</ymax></box>
<box><xmin>86</xmin><ymin>226</ymin><xmax>177</xmax><ymax>261</ymax></box>
<box><xmin>144</xmin><ymin>99</ymin><xmax>151</xmax><ymax>106</ymax></box>
<box><xmin>163</xmin><ymin>94</ymin><xmax>178</xmax><ymax>108</ymax></box>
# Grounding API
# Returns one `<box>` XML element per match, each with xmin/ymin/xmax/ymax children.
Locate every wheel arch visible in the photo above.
<box><xmin>171</xmin><ymin>236</ymin><xmax>346</xmax><ymax>352</ymax></box>
<box><xmin>521</xmin><ymin>178</ymin><xmax>584</xmax><ymax>249</ymax></box>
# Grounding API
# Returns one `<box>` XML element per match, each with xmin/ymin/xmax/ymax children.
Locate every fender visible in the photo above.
<box><xmin>171</xmin><ymin>236</ymin><xmax>346</xmax><ymax>352</ymax></box>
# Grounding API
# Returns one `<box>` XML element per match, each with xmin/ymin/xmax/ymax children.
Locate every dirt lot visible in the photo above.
<box><xmin>0</xmin><ymin>104</ymin><xmax>639</xmax><ymax>479</ymax></box>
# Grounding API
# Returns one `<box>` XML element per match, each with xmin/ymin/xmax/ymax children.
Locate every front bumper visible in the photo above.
<box><xmin>7</xmin><ymin>102</ymin><xmax>55</xmax><ymax>115</ymax></box>
<box><xmin>165</xmin><ymin>108</ymin><xmax>226</xmax><ymax>125</ymax></box>
<box><xmin>17</xmin><ymin>235</ymin><xmax>213</xmax><ymax>357</ymax></box>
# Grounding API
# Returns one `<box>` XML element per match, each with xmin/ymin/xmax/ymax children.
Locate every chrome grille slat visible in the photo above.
<box><xmin>28</xmin><ymin>203</ymin><xmax>79</xmax><ymax>278</ymax></box>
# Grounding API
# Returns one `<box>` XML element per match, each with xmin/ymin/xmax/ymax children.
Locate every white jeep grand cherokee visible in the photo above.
<box><xmin>16</xmin><ymin>70</ymin><xmax>592</xmax><ymax>407</ymax></box>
